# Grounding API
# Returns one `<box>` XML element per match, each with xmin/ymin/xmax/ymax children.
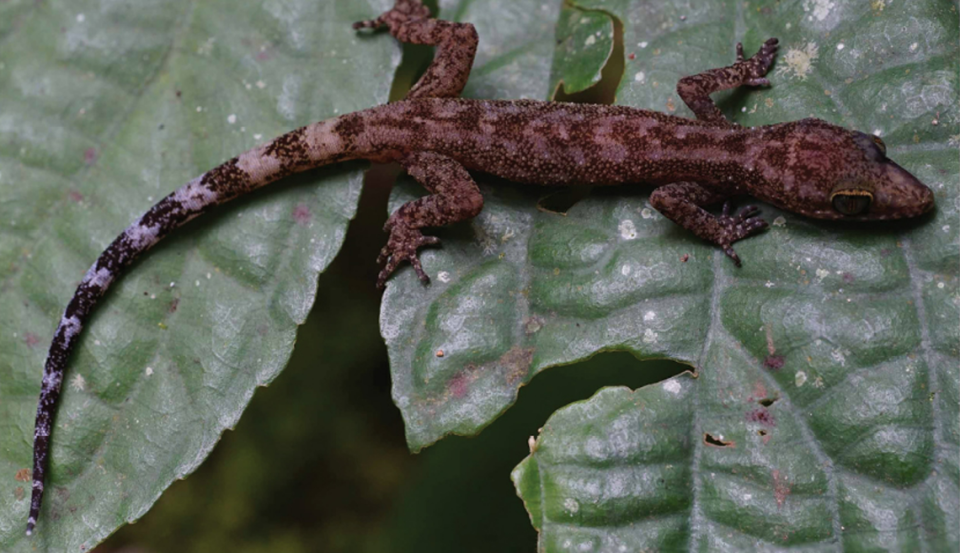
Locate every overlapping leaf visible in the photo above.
<box><xmin>0</xmin><ymin>0</ymin><xmax>397</xmax><ymax>550</ymax></box>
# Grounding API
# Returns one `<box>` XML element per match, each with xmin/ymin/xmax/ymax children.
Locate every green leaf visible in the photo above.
<box><xmin>381</xmin><ymin>0</ymin><xmax>960</xmax><ymax>549</ymax></box>
<box><xmin>0</xmin><ymin>0</ymin><xmax>397</xmax><ymax>549</ymax></box>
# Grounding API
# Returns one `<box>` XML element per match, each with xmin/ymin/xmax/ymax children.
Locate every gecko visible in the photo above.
<box><xmin>25</xmin><ymin>0</ymin><xmax>934</xmax><ymax>535</ymax></box>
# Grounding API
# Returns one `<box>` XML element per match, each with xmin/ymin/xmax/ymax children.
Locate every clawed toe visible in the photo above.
<box><xmin>352</xmin><ymin>19</ymin><xmax>380</xmax><ymax>30</ymax></box>
<box><xmin>738</xmin><ymin>37</ymin><xmax>779</xmax><ymax>85</ymax></box>
<box><xmin>722</xmin><ymin>245</ymin><xmax>743</xmax><ymax>267</ymax></box>
<box><xmin>375</xmin><ymin>225</ymin><xmax>441</xmax><ymax>289</ymax></box>
<box><xmin>717</xmin><ymin>203</ymin><xmax>768</xmax><ymax>267</ymax></box>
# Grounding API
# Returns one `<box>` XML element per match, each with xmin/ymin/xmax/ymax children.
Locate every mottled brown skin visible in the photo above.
<box><xmin>26</xmin><ymin>0</ymin><xmax>935</xmax><ymax>535</ymax></box>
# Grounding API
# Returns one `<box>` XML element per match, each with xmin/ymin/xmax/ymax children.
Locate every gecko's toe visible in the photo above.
<box><xmin>375</xmin><ymin>224</ymin><xmax>440</xmax><ymax>289</ymax></box>
<box><xmin>352</xmin><ymin>17</ymin><xmax>384</xmax><ymax>31</ymax></box>
<box><xmin>409</xmin><ymin>256</ymin><xmax>431</xmax><ymax>284</ymax></box>
<box><xmin>742</xmin><ymin>38</ymin><xmax>779</xmax><ymax>82</ymax></box>
<box><xmin>723</xmin><ymin>245</ymin><xmax>743</xmax><ymax>267</ymax></box>
<box><xmin>717</xmin><ymin>204</ymin><xmax>768</xmax><ymax>253</ymax></box>
<box><xmin>417</xmin><ymin>235</ymin><xmax>440</xmax><ymax>248</ymax></box>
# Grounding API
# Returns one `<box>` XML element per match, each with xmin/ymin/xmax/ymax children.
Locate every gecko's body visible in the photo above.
<box><xmin>26</xmin><ymin>0</ymin><xmax>934</xmax><ymax>534</ymax></box>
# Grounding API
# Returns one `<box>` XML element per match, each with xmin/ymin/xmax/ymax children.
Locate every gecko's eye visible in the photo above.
<box><xmin>872</xmin><ymin>135</ymin><xmax>887</xmax><ymax>155</ymax></box>
<box><xmin>831</xmin><ymin>191</ymin><xmax>873</xmax><ymax>216</ymax></box>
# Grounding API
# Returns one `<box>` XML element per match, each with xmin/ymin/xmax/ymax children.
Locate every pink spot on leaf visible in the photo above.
<box><xmin>448</xmin><ymin>372</ymin><xmax>469</xmax><ymax>398</ymax></box>
<box><xmin>746</xmin><ymin>407</ymin><xmax>776</xmax><ymax>428</ymax></box>
<box><xmin>292</xmin><ymin>203</ymin><xmax>311</xmax><ymax>225</ymax></box>
<box><xmin>83</xmin><ymin>147</ymin><xmax>98</xmax><ymax>165</ymax></box>
<box><xmin>68</xmin><ymin>190</ymin><xmax>84</xmax><ymax>203</ymax></box>
<box><xmin>772</xmin><ymin>469</ymin><xmax>792</xmax><ymax>509</ymax></box>
<box><xmin>24</xmin><ymin>333</ymin><xmax>40</xmax><ymax>347</ymax></box>
<box><xmin>763</xmin><ymin>355</ymin><xmax>785</xmax><ymax>370</ymax></box>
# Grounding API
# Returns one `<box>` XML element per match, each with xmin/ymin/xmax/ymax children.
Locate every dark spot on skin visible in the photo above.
<box><xmin>292</xmin><ymin>203</ymin><xmax>311</xmax><ymax>225</ymax></box>
<box><xmin>704</xmin><ymin>433</ymin><xmax>734</xmax><ymax>447</ymax></box>
<box><xmin>68</xmin><ymin>190</ymin><xmax>84</xmax><ymax>203</ymax></box>
<box><xmin>747</xmin><ymin>407</ymin><xmax>776</xmax><ymax>427</ymax></box>
<box><xmin>264</xmin><ymin>128</ymin><xmax>312</xmax><ymax>177</ymax></box>
<box><xmin>764</xmin><ymin>354</ymin><xmax>785</xmax><ymax>370</ymax></box>
<box><xmin>200</xmin><ymin>157</ymin><xmax>246</xmax><ymax>195</ymax></box>
<box><xmin>23</xmin><ymin>333</ymin><xmax>40</xmax><ymax>347</ymax></box>
<box><xmin>83</xmin><ymin>148</ymin><xmax>97</xmax><ymax>165</ymax></box>
<box><xmin>168</xmin><ymin>297</ymin><xmax>179</xmax><ymax>313</ymax></box>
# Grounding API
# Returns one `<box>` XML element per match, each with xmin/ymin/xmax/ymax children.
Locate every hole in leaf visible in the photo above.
<box><xmin>703</xmin><ymin>433</ymin><xmax>734</xmax><ymax>447</ymax></box>
<box><xmin>552</xmin><ymin>9</ymin><xmax>623</xmax><ymax>105</ymax></box>
<box><xmin>758</xmin><ymin>430</ymin><xmax>768</xmax><ymax>436</ymax></box>
<box><xmin>758</xmin><ymin>397</ymin><xmax>777</xmax><ymax>407</ymax></box>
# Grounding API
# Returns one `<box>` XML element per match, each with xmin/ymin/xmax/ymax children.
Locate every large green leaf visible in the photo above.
<box><xmin>380</xmin><ymin>0</ymin><xmax>960</xmax><ymax>549</ymax></box>
<box><xmin>0</xmin><ymin>0</ymin><xmax>397</xmax><ymax>549</ymax></box>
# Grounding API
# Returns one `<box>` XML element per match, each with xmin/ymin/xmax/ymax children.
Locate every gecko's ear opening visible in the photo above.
<box><xmin>831</xmin><ymin>189</ymin><xmax>873</xmax><ymax>216</ymax></box>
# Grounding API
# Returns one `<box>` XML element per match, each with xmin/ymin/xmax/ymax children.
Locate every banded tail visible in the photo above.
<box><xmin>27</xmin><ymin>116</ymin><xmax>354</xmax><ymax>535</ymax></box>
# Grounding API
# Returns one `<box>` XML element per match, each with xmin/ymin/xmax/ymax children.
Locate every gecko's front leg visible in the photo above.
<box><xmin>677</xmin><ymin>38</ymin><xmax>779</xmax><ymax>125</ymax></box>
<box><xmin>650</xmin><ymin>182</ymin><xmax>767</xmax><ymax>265</ymax></box>
<box><xmin>378</xmin><ymin>151</ymin><xmax>483</xmax><ymax>288</ymax></box>
<box><xmin>354</xmin><ymin>0</ymin><xmax>477</xmax><ymax>100</ymax></box>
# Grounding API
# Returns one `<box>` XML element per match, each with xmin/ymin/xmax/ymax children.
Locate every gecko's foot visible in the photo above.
<box><xmin>717</xmin><ymin>202</ymin><xmax>768</xmax><ymax>266</ymax></box>
<box><xmin>736</xmin><ymin>38</ymin><xmax>779</xmax><ymax>87</ymax></box>
<box><xmin>376</xmin><ymin>222</ymin><xmax>440</xmax><ymax>289</ymax></box>
<box><xmin>353</xmin><ymin>0</ymin><xmax>431</xmax><ymax>31</ymax></box>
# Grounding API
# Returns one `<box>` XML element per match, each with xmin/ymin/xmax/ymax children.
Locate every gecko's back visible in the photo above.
<box><xmin>343</xmin><ymin>98</ymin><xmax>753</xmax><ymax>186</ymax></box>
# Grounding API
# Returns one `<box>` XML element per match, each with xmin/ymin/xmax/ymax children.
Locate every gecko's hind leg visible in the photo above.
<box><xmin>650</xmin><ymin>182</ymin><xmax>768</xmax><ymax>265</ymax></box>
<box><xmin>354</xmin><ymin>0</ymin><xmax>477</xmax><ymax>99</ymax></box>
<box><xmin>676</xmin><ymin>38</ymin><xmax>779</xmax><ymax>124</ymax></box>
<box><xmin>377</xmin><ymin>151</ymin><xmax>483</xmax><ymax>288</ymax></box>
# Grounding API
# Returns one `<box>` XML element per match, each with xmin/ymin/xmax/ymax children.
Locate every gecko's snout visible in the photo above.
<box><xmin>871</xmin><ymin>160</ymin><xmax>935</xmax><ymax>219</ymax></box>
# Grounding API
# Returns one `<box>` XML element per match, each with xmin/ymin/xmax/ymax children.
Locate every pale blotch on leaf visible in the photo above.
<box><xmin>795</xmin><ymin>371</ymin><xmax>808</xmax><ymax>387</ymax></box>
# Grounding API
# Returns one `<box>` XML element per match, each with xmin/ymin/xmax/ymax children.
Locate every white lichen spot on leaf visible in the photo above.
<box><xmin>795</xmin><ymin>371</ymin><xmax>808</xmax><ymax>387</ymax></box>
<box><xmin>802</xmin><ymin>0</ymin><xmax>835</xmax><ymax>22</ymax></box>
<box><xmin>776</xmin><ymin>42</ymin><xmax>819</xmax><ymax>81</ymax></box>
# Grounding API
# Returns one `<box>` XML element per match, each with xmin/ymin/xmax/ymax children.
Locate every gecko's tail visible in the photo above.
<box><xmin>26</xmin><ymin>116</ymin><xmax>357</xmax><ymax>535</ymax></box>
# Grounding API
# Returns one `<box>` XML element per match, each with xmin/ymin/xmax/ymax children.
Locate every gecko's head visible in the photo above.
<box><xmin>765</xmin><ymin>120</ymin><xmax>934</xmax><ymax>221</ymax></box>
